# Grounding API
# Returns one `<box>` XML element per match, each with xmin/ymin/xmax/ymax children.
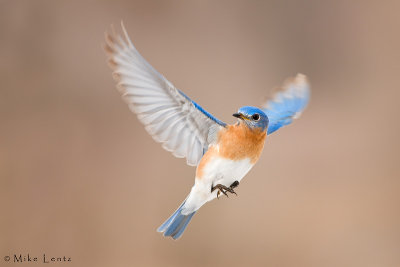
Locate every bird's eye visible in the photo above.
<box><xmin>252</xmin><ymin>114</ymin><xmax>260</xmax><ymax>121</ymax></box>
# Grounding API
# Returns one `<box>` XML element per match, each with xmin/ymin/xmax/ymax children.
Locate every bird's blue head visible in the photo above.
<box><xmin>233</xmin><ymin>106</ymin><xmax>269</xmax><ymax>131</ymax></box>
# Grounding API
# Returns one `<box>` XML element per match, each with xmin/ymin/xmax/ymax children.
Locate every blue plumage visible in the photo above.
<box><xmin>158</xmin><ymin>200</ymin><xmax>196</xmax><ymax>240</ymax></box>
<box><xmin>262</xmin><ymin>74</ymin><xmax>310</xmax><ymax>135</ymax></box>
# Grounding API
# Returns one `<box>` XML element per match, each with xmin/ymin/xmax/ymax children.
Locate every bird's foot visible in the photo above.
<box><xmin>212</xmin><ymin>182</ymin><xmax>239</xmax><ymax>199</ymax></box>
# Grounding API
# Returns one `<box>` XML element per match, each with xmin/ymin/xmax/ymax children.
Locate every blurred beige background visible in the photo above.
<box><xmin>1</xmin><ymin>1</ymin><xmax>399</xmax><ymax>266</ymax></box>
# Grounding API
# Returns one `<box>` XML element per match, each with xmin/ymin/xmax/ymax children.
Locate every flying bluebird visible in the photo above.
<box><xmin>104</xmin><ymin>23</ymin><xmax>310</xmax><ymax>240</ymax></box>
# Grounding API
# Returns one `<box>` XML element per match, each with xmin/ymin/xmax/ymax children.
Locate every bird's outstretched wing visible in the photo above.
<box><xmin>262</xmin><ymin>74</ymin><xmax>310</xmax><ymax>135</ymax></box>
<box><xmin>105</xmin><ymin>23</ymin><xmax>226</xmax><ymax>166</ymax></box>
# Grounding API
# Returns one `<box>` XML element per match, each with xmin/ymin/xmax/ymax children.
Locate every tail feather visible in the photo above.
<box><xmin>158</xmin><ymin>200</ymin><xmax>196</xmax><ymax>240</ymax></box>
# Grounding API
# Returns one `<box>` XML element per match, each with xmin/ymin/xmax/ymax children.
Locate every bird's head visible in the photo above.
<box><xmin>233</xmin><ymin>106</ymin><xmax>269</xmax><ymax>131</ymax></box>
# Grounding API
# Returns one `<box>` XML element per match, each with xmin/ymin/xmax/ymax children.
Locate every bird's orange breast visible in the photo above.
<box><xmin>196</xmin><ymin>123</ymin><xmax>266</xmax><ymax>178</ymax></box>
<box><xmin>217</xmin><ymin>123</ymin><xmax>267</xmax><ymax>163</ymax></box>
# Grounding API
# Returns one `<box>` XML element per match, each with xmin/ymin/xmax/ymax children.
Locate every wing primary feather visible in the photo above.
<box><xmin>105</xmin><ymin>23</ymin><xmax>226</xmax><ymax>166</ymax></box>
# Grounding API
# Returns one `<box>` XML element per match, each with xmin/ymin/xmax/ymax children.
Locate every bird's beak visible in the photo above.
<box><xmin>233</xmin><ymin>113</ymin><xmax>247</xmax><ymax>120</ymax></box>
<box><xmin>232</xmin><ymin>113</ymin><xmax>241</xmax><ymax>118</ymax></box>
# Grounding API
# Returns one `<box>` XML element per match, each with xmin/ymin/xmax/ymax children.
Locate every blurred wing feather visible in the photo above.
<box><xmin>105</xmin><ymin>23</ymin><xmax>226</xmax><ymax>166</ymax></box>
<box><xmin>262</xmin><ymin>74</ymin><xmax>310</xmax><ymax>135</ymax></box>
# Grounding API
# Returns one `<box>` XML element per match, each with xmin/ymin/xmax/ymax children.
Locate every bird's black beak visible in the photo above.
<box><xmin>233</xmin><ymin>113</ymin><xmax>249</xmax><ymax>121</ymax></box>
<box><xmin>232</xmin><ymin>113</ymin><xmax>242</xmax><ymax>118</ymax></box>
<box><xmin>233</xmin><ymin>112</ymin><xmax>249</xmax><ymax>121</ymax></box>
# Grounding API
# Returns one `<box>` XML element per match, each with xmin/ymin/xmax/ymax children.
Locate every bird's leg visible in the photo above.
<box><xmin>211</xmin><ymin>184</ymin><xmax>237</xmax><ymax>199</ymax></box>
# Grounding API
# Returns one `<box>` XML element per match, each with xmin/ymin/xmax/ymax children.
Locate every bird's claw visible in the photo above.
<box><xmin>212</xmin><ymin>182</ymin><xmax>239</xmax><ymax>199</ymax></box>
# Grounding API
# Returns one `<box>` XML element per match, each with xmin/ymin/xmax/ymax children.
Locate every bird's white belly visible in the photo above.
<box><xmin>202</xmin><ymin>156</ymin><xmax>253</xmax><ymax>187</ymax></box>
<box><xmin>182</xmin><ymin>156</ymin><xmax>254</xmax><ymax>215</ymax></box>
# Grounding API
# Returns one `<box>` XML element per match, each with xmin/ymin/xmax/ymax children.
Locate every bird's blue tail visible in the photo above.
<box><xmin>157</xmin><ymin>200</ymin><xmax>196</xmax><ymax>240</ymax></box>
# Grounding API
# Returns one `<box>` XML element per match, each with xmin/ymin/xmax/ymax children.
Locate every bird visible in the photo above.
<box><xmin>104</xmin><ymin>23</ymin><xmax>310</xmax><ymax>240</ymax></box>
